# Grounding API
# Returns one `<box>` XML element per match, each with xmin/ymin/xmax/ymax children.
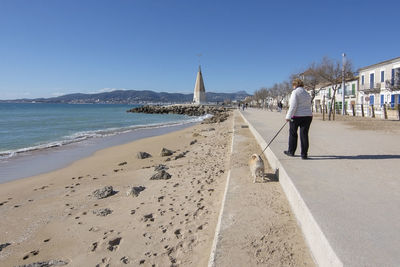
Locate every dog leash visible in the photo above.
<box><xmin>259</xmin><ymin>120</ymin><xmax>289</xmax><ymax>157</ymax></box>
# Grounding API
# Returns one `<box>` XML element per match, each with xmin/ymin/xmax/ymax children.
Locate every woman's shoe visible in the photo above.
<box><xmin>283</xmin><ymin>151</ymin><xmax>294</xmax><ymax>157</ymax></box>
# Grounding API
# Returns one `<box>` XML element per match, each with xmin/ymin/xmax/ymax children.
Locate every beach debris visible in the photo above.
<box><xmin>126</xmin><ymin>186</ymin><xmax>146</xmax><ymax>197</ymax></box>
<box><xmin>92</xmin><ymin>186</ymin><xmax>114</xmax><ymax>199</ymax></box>
<box><xmin>160</xmin><ymin>148</ymin><xmax>174</xmax><ymax>157</ymax></box>
<box><xmin>137</xmin><ymin>152</ymin><xmax>152</xmax><ymax>159</ymax></box>
<box><xmin>118</xmin><ymin>161</ymin><xmax>127</xmax><ymax>166</ymax></box>
<box><xmin>93</xmin><ymin>208</ymin><xmax>113</xmax><ymax>216</ymax></box>
<box><xmin>17</xmin><ymin>259</ymin><xmax>69</xmax><ymax>267</ymax></box>
<box><xmin>0</xmin><ymin>242</ymin><xmax>11</xmax><ymax>251</ymax></box>
<box><xmin>190</xmin><ymin>139</ymin><xmax>197</xmax><ymax>145</ymax></box>
<box><xmin>150</xmin><ymin>170</ymin><xmax>171</xmax><ymax>180</ymax></box>
<box><xmin>154</xmin><ymin>164</ymin><xmax>168</xmax><ymax>171</ymax></box>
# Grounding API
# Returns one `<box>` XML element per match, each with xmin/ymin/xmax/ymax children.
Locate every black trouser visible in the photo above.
<box><xmin>288</xmin><ymin>116</ymin><xmax>312</xmax><ymax>157</ymax></box>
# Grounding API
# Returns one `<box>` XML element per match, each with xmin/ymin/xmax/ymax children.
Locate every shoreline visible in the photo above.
<box><xmin>0</xmin><ymin>110</ymin><xmax>315</xmax><ymax>266</ymax></box>
<box><xmin>0</xmin><ymin>122</ymin><xmax>196</xmax><ymax>184</ymax></box>
<box><xmin>0</xmin><ymin>115</ymin><xmax>234</xmax><ymax>266</ymax></box>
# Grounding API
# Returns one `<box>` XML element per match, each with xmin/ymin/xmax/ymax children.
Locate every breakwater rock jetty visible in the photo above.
<box><xmin>127</xmin><ymin>105</ymin><xmax>230</xmax><ymax>123</ymax></box>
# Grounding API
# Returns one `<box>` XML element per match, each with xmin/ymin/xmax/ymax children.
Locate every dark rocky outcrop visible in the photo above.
<box><xmin>92</xmin><ymin>186</ymin><xmax>114</xmax><ymax>199</ymax></box>
<box><xmin>201</xmin><ymin>112</ymin><xmax>229</xmax><ymax>124</ymax></box>
<box><xmin>127</xmin><ymin>105</ymin><xmax>230</xmax><ymax>123</ymax></box>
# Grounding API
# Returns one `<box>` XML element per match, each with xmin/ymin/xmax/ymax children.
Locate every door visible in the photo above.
<box><xmin>391</xmin><ymin>95</ymin><xmax>395</xmax><ymax>108</ymax></box>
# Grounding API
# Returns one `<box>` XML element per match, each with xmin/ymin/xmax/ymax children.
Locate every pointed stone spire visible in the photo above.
<box><xmin>193</xmin><ymin>65</ymin><xmax>206</xmax><ymax>104</ymax></box>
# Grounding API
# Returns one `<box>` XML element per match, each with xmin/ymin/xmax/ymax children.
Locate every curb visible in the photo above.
<box><xmin>207</xmin><ymin>112</ymin><xmax>236</xmax><ymax>267</ymax></box>
<box><xmin>239</xmin><ymin>111</ymin><xmax>342</xmax><ymax>267</ymax></box>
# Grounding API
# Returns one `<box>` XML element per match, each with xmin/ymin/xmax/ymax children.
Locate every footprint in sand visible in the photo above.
<box><xmin>90</xmin><ymin>242</ymin><xmax>98</xmax><ymax>252</ymax></box>
<box><xmin>96</xmin><ymin>257</ymin><xmax>110</xmax><ymax>267</ymax></box>
<box><xmin>22</xmin><ymin>250</ymin><xmax>39</xmax><ymax>260</ymax></box>
<box><xmin>120</xmin><ymin>256</ymin><xmax>131</xmax><ymax>264</ymax></box>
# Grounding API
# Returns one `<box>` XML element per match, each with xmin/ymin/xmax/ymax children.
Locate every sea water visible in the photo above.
<box><xmin>0</xmin><ymin>103</ymin><xmax>203</xmax><ymax>159</ymax></box>
<box><xmin>0</xmin><ymin>103</ymin><xmax>206</xmax><ymax>182</ymax></box>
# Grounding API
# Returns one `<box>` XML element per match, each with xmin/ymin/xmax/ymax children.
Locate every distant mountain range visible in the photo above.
<box><xmin>0</xmin><ymin>90</ymin><xmax>250</xmax><ymax>104</ymax></box>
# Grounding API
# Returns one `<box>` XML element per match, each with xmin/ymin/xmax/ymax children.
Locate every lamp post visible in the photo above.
<box><xmin>342</xmin><ymin>53</ymin><xmax>346</xmax><ymax>115</ymax></box>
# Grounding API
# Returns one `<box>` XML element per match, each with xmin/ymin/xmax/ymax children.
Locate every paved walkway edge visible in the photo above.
<box><xmin>207</xmin><ymin>113</ymin><xmax>235</xmax><ymax>267</ymax></box>
<box><xmin>239</xmin><ymin>111</ymin><xmax>343</xmax><ymax>267</ymax></box>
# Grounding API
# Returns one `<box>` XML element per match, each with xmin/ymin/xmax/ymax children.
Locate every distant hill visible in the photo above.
<box><xmin>0</xmin><ymin>90</ymin><xmax>250</xmax><ymax>104</ymax></box>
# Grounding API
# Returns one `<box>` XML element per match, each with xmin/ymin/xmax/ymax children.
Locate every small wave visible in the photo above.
<box><xmin>0</xmin><ymin>115</ymin><xmax>209</xmax><ymax>160</ymax></box>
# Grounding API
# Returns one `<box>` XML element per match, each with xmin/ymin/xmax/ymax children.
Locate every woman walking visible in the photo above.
<box><xmin>284</xmin><ymin>78</ymin><xmax>312</xmax><ymax>159</ymax></box>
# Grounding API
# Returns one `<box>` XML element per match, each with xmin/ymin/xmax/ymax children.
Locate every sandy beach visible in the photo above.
<box><xmin>0</xmin><ymin>110</ymin><xmax>313</xmax><ymax>266</ymax></box>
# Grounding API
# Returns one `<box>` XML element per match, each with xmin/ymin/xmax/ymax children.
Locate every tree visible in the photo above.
<box><xmin>315</xmin><ymin>57</ymin><xmax>354</xmax><ymax>120</ymax></box>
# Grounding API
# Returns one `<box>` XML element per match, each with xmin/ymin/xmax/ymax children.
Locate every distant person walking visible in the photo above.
<box><xmin>277</xmin><ymin>100</ymin><xmax>283</xmax><ymax>112</ymax></box>
<box><xmin>284</xmin><ymin>79</ymin><xmax>312</xmax><ymax>160</ymax></box>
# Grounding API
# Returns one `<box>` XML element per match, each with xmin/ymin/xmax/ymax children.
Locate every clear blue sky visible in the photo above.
<box><xmin>1</xmin><ymin>0</ymin><xmax>399</xmax><ymax>99</ymax></box>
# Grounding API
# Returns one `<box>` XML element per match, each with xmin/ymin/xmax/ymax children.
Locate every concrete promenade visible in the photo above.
<box><xmin>240</xmin><ymin>108</ymin><xmax>400</xmax><ymax>267</ymax></box>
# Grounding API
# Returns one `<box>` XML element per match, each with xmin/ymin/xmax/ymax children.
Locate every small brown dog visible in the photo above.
<box><xmin>249</xmin><ymin>154</ymin><xmax>265</xmax><ymax>183</ymax></box>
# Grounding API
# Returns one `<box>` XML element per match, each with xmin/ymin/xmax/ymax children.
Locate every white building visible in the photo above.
<box><xmin>312</xmin><ymin>78</ymin><xmax>359</xmax><ymax>114</ymax></box>
<box><xmin>358</xmin><ymin>56</ymin><xmax>400</xmax><ymax>109</ymax></box>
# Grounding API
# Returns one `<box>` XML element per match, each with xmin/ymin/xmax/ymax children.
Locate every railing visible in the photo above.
<box><xmin>313</xmin><ymin>103</ymin><xmax>400</xmax><ymax>120</ymax></box>
<box><xmin>359</xmin><ymin>83</ymin><xmax>382</xmax><ymax>93</ymax></box>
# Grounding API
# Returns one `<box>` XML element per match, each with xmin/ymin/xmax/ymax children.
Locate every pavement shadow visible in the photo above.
<box><xmin>262</xmin><ymin>169</ymin><xmax>279</xmax><ymax>182</ymax></box>
<box><xmin>309</xmin><ymin>154</ymin><xmax>400</xmax><ymax>160</ymax></box>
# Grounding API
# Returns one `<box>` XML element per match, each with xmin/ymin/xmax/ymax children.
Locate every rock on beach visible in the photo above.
<box><xmin>126</xmin><ymin>186</ymin><xmax>146</xmax><ymax>197</ymax></box>
<box><xmin>92</xmin><ymin>186</ymin><xmax>114</xmax><ymax>199</ymax></box>
<box><xmin>150</xmin><ymin>170</ymin><xmax>172</xmax><ymax>180</ymax></box>
<box><xmin>137</xmin><ymin>152</ymin><xmax>152</xmax><ymax>159</ymax></box>
<box><xmin>160</xmin><ymin>148</ymin><xmax>174</xmax><ymax>157</ymax></box>
<box><xmin>93</xmin><ymin>208</ymin><xmax>113</xmax><ymax>216</ymax></box>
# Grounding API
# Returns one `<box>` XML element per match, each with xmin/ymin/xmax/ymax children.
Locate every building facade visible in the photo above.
<box><xmin>358</xmin><ymin>56</ymin><xmax>400</xmax><ymax>109</ymax></box>
<box><xmin>312</xmin><ymin>78</ymin><xmax>358</xmax><ymax>114</ymax></box>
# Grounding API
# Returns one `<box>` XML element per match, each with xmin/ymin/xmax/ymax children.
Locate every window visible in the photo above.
<box><xmin>361</xmin><ymin>75</ymin><xmax>364</xmax><ymax>85</ymax></box>
<box><xmin>391</xmin><ymin>69</ymin><xmax>395</xmax><ymax>85</ymax></box>
<box><xmin>381</xmin><ymin>71</ymin><xmax>385</xmax><ymax>82</ymax></box>
<box><xmin>352</xmin><ymin>84</ymin><xmax>355</xmax><ymax>95</ymax></box>
<box><xmin>370</xmin><ymin>73</ymin><xmax>374</xmax><ymax>89</ymax></box>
